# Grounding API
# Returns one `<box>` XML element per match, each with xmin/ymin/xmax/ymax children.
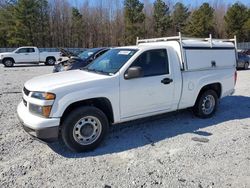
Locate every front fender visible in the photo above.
<box><xmin>50</xmin><ymin>85</ymin><xmax>120</xmax><ymax>122</ymax></box>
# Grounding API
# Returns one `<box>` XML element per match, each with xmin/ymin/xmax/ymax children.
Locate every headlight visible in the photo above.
<box><xmin>29</xmin><ymin>103</ymin><xmax>52</xmax><ymax>118</ymax></box>
<box><xmin>31</xmin><ymin>92</ymin><xmax>56</xmax><ymax>100</ymax></box>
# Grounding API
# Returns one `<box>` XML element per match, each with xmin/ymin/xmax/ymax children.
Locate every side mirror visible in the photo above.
<box><xmin>124</xmin><ymin>66</ymin><xmax>143</xmax><ymax>79</ymax></box>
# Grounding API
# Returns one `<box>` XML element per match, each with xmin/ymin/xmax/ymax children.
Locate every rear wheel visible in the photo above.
<box><xmin>193</xmin><ymin>90</ymin><xmax>218</xmax><ymax>118</ymax></box>
<box><xmin>3</xmin><ymin>58</ymin><xmax>14</xmax><ymax>67</ymax></box>
<box><xmin>61</xmin><ymin>106</ymin><xmax>109</xmax><ymax>152</ymax></box>
<box><xmin>244</xmin><ymin>62</ymin><xmax>249</xmax><ymax>70</ymax></box>
<box><xmin>45</xmin><ymin>57</ymin><xmax>56</xmax><ymax>66</ymax></box>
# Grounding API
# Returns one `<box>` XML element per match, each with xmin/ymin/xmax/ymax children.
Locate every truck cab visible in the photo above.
<box><xmin>17</xmin><ymin>34</ymin><xmax>237</xmax><ymax>152</ymax></box>
<box><xmin>13</xmin><ymin>47</ymin><xmax>39</xmax><ymax>63</ymax></box>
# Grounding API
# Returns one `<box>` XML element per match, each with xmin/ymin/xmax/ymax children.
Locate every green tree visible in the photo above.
<box><xmin>124</xmin><ymin>0</ymin><xmax>145</xmax><ymax>45</ymax></box>
<box><xmin>172</xmin><ymin>2</ymin><xmax>190</xmax><ymax>34</ymax></box>
<box><xmin>243</xmin><ymin>17</ymin><xmax>250</xmax><ymax>41</ymax></box>
<box><xmin>185</xmin><ymin>3</ymin><xmax>215</xmax><ymax>37</ymax></box>
<box><xmin>71</xmin><ymin>7</ymin><xmax>84</xmax><ymax>47</ymax></box>
<box><xmin>224</xmin><ymin>3</ymin><xmax>249</xmax><ymax>42</ymax></box>
<box><xmin>5</xmin><ymin>0</ymin><xmax>49</xmax><ymax>46</ymax></box>
<box><xmin>35</xmin><ymin>0</ymin><xmax>49</xmax><ymax>47</ymax></box>
<box><xmin>8</xmin><ymin>0</ymin><xmax>39</xmax><ymax>46</ymax></box>
<box><xmin>0</xmin><ymin>3</ymin><xmax>15</xmax><ymax>47</ymax></box>
<box><xmin>153</xmin><ymin>0</ymin><xmax>171</xmax><ymax>37</ymax></box>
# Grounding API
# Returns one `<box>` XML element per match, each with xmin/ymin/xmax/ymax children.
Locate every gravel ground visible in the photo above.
<box><xmin>0</xmin><ymin>64</ymin><xmax>249</xmax><ymax>188</ymax></box>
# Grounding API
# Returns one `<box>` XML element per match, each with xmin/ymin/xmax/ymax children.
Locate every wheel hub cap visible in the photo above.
<box><xmin>6</xmin><ymin>60</ymin><xmax>12</xmax><ymax>66</ymax></box>
<box><xmin>202</xmin><ymin>95</ymin><xmax>215</xmax><ymax>115</ymax></box>
<box><xmin>48</xmin><ymin>59</ymin><xmax>54</xmax><ymax>64</ymax></box>
<box><xmin>80</xmin><ymin>123</ymin><xmax>94</xmax><ymax>137</ymax></box>
<box><xmin>73</xmin><ymin>116</ymin><xmax>102</xmax><ymax>145</ymax></box>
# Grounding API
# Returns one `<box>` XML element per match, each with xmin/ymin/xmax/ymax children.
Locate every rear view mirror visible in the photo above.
<box><xmin>124</xmin><ymin>66</ymin><xmax>143</xmax><ymax>79</ymax></box>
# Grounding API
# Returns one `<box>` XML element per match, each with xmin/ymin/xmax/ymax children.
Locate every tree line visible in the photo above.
<box><xmin>0</xmin><ymin>0</ymin><xmax>249</xmax><ymax>48</ymax></box>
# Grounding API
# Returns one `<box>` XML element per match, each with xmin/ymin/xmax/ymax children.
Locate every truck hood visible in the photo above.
<box><xmin>24</xmin><ymin>70</ymin><xmax>108</xmax><ymax>91</ymax></box>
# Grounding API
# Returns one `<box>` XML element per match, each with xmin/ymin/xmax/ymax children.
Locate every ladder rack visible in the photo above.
<box><xmin>136</xmin><ymin>32</ymin><xmax>237</xmax><ymax>70</ymax></box>
<box><xmin>136</xmin><ymin>32</ymin><xmax>237</xmax><ymax>50</ymax></box>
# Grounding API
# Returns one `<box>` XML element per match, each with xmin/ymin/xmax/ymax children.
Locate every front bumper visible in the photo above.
<box><xmin>17</xmin><ymin>101</ymin><xmax>60</xmax><ymax>142</ymax></box>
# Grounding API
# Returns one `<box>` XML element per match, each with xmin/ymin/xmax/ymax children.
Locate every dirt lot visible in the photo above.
<box><xmin>0</xmin><ymin>64</ymin><xmax>249</xmax><ymax>188</ymax></box>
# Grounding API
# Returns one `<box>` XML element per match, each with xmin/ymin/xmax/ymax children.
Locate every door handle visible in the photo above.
<box><xmin>161</xmin><ymin>78</ymin><xmax>173</xmax><ymax>84</ymax></box>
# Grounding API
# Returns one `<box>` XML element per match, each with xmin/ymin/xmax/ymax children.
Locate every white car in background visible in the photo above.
<box><xmin>0</xmin><ymin>46</ymin><xmax>60</xmax><ymax>67</ymax></box>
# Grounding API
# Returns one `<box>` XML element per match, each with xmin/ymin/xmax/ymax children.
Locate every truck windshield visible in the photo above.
<box><xmin>83</xmin><ymin>49</ymin><xmax>138</xmax><ymax>75</ymax></box>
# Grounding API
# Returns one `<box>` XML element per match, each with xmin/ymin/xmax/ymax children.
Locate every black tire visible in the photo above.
<box><xmin>193</xmin><ymin>90</ymin><xmax>218</xmax><ymax>118</ymax></box>
<box><xmin>45</xmin><ymin>57</ymin><xmax>56</xmax><ymax>66</ymax></box>
<box><xmin>244</xmin><ymin>62</ymin><xmax>249</xmax><ymax>70</ymax></box>
<box><xmin>61</xmin><ymin>106</ymin><xmax>109</xmax><ymax>152</ymax></box>
<box><xmin>3</xmin><ymin>58</ymin><xmax>14</xmax><ymax>67</ymax></box>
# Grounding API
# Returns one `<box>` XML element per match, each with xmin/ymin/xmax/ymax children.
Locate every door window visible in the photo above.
<box><xmin>131</xmin><ymin>49</ymin><xmax>169</xmax><ymax>77</ymax></box>
<box><xmin>16</xmin><ymin>48</ymin><xmax>29</xmax><ymax>53</ymax></box>
<box><xmin>28</xmin><ymin>48</ymin><xmax>35</xmax><ymax>53</ymax></box>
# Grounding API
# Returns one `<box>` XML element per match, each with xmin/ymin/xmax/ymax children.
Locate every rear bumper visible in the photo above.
<box><xmin>17</xmin><ymin>101</ymin><xmax>60</xmax><ymax>142</ymax></box>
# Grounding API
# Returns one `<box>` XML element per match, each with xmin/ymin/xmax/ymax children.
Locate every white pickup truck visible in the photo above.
<box><xmin>0</xmin><ymin>46</ymin><xmax>60</xmax><ymax>67</ymax></box>
<box><xmin>17</xmin><ymin>34</ymin><xmax>237</xmax><ymax>152</ymax></box>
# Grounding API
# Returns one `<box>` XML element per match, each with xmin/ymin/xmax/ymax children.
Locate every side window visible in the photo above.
<box><xmin>131</xmin><ymin>49</ymin><xmax>169</xmax><ymax>77</ymax></box>
<box><xmin>16</xmin><ymin>48</ymin><xmax>28</xmax><ymax>53</ymax></box>
<box><xmin>28</xmin><ymin>48</ymin><xmax>35</xmax><ymax>53</ymax></box>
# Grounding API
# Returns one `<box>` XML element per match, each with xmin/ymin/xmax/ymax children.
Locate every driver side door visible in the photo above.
<box><xmin>15</xmin><ymin>48</ymin><xmax>29</xmax><ymax>63</ymax></box>
<box><xmin>119</xmin><ymin>49</ymin><xmax>175</xmax><ymax>119</ymax></box>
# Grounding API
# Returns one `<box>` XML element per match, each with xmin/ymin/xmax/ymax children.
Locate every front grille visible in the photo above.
<box><xmin>23</xmin><ymin>87</ymin><xmax>30</xmax><ymax>96</ymax></box>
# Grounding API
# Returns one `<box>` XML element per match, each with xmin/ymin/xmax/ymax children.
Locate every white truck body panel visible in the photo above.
<box><xmin>179</xmin><ymin>69</ymin><xmax>235</xmax><ymax>109</ymax></box>
<box><xmin>184</xmin><ymin>48</ymin><xmax>235</xmax><ymax>70</ymax></box>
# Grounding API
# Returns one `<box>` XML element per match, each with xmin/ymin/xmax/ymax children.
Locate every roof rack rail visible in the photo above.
<box><xmin>136</xmin><ymin>32</ymin><xmax>237</xmax><ymax>50</ymax></box>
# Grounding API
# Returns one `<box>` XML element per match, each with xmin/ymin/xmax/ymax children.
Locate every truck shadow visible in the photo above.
<box><xmin>48</xmin><ymin>95</ymin><xmax>250</xmax><ymax>158</ymax></box>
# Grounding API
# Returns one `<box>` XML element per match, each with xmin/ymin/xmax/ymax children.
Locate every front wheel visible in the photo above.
<box><xmin>61</xmin><ymin>106</ymin><xmax>109</xmax><ymax>152</ymax></box>
<box><xmin>193</xmin><ymin>90</ymin><xmax>218</xmax><ymax>118</ymax></box>
<box><xmin>45</xmin><ymin>57</ymin><xmax>56</xmax><ymax>66</ymax></box>
<box><xmin>3</xmin><ymin>58</ymin><xmax>14</xmax><ymax>67</ymax></box>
